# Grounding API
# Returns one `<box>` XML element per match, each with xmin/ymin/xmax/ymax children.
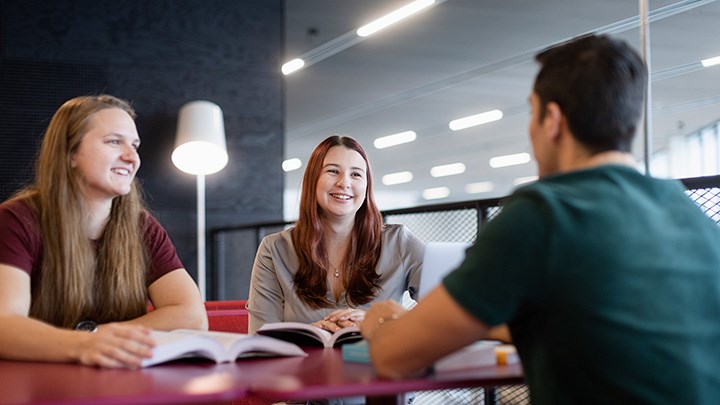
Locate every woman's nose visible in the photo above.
<box><xmin>123</xmin><ymin>145</ymin><xmax>141</xmax><ymax>165</ymax></box>
<box><xmin>336</xmin><ymin>174</ymin><xmax>350</xmax><ymax>187</ymax></box>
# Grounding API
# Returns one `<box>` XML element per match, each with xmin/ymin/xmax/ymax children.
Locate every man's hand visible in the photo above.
<box><xmin>360</xmin><ymin>300</ymin><xmax>406</xmax><ymax>341</ymax></box>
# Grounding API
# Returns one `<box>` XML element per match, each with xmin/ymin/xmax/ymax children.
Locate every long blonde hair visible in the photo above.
<box><xmin>13</xmin><ymin>95</ymin><xmax>148</xmax><ymax>328</ymax></box>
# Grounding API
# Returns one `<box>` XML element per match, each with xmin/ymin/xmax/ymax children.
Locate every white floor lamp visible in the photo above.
<box><xmin>171</xmin><ymin>101</ymin><xmax>228</xmax><ymax>301</ymax></box>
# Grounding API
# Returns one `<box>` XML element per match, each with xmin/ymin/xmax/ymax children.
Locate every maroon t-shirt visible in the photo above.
<box><xmin>0</xmin><ymin>199</ymin><xmax>183</xmax><ymax>287</ymax></box>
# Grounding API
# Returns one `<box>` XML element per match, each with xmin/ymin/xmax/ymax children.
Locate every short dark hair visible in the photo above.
<box><xmin>533</xmin><ymin>34</ymin><xmax>647</xmax><ymax>153</ymax></box>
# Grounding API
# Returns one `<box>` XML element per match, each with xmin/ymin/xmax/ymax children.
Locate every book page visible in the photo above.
<box><xmin>328</xmin><ymin>325</ymin><xmax>362</xmax><ymax>348</ymax></box>
<box><xmin>142</xmin><ymin>330</ymin><xmax>306</xmax><ymax>367</ymax></box>
<box><xmin>257</xmin><ymin>322</ymin><xmax>332</xmax><ymax>347</ymax></box>
<box><xmin>143</xmin><ymin>331</ymin><xmax>223</xmax><ymax>367</ymax></box>
<box><xmin>258</xmin><ymin>322</ymin><xmax>362</xmax><ymax>348</ymax></box>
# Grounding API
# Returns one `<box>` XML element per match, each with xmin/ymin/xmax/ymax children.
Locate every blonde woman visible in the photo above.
<box><xmin>0</xmin><ymin>95</ymin><xmax>207</xmax><ymax>369</ymax></box>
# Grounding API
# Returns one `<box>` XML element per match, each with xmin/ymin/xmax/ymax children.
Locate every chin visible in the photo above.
<box><xmin>114</xmin><ymin>188</ymin><xmax>132</xmax><ymax>197</ymax></box>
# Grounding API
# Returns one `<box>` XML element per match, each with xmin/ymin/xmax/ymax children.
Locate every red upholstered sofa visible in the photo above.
<box><xmin>205</xmin><ymin>300</ymin><xmax>249</xmax><ymax>334</ymax></box>
<box><xmin>146</xmin><ymin>300</ymin><xmax>249</xmax><ymax>334</ymax></box>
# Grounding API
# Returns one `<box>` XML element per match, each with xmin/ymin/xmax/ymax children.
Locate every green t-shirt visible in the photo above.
<box><xmin>444</xmin><ymin>165</ymin><xmax>720</xmax><ymax>404</ymax></box>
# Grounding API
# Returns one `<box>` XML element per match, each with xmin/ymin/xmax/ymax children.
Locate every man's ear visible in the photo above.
<box><xmin>543</xmin><ymin>101</ymin><xmax>563</xmax><ymax>142</ymax></box>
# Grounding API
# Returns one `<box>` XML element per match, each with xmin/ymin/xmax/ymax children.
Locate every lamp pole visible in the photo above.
<box><xmin>197</xmin><ymin>174</ymin><xmax>206</xmax><ymax>300</ymax></box>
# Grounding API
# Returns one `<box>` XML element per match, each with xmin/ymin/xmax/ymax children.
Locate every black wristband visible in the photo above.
<box><xmin>75</xmin><ymin>320</ymin><xmax>98</xmax><ymax>333</ymax></box>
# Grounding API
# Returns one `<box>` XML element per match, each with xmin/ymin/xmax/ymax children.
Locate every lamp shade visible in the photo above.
<box><xmin>172</xmin><ymin>101</ymin><xmax>228</xmax><ymax>175</ymax></box>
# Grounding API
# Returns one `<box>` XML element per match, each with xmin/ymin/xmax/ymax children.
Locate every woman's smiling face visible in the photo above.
<box><xmin>70</xmin><ymin>108</ymin><xmax>141</xmax><ymax>204</ymax></box>
<box><xmin>315</xmin><ymin>145</ymin><xmax>368</xmax><ymax>221</ymax></box>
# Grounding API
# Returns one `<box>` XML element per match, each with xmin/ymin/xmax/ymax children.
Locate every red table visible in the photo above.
<box><xmin>0</xmin><ymin>348</ymin><xmax>524</xmax><ymax>405</ymax></box>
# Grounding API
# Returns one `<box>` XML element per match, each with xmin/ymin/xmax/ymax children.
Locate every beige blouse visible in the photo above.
<box><xmin>246</xmin><ymin>224</ymin><xmax>424</xmax><ymax>334</ymax></box>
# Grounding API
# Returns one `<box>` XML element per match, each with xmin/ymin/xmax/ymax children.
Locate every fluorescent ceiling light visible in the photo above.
<box><xmin>357</xmin><ymin>0</ymin><xmax>436</xmax><ymax>37</ymax></box>
<box><xmin>489</xmin><ymin>152</ymin><xmax>531</xmax><ymax>168</ymax></box>
<box><xmin>282</xmin><ymin>158</ymin><xmax>302</xmax><ymax>172</ymax></box>
<box><xmin>422</xmin><ymin>186</ymin><xmax>450</xmax><ymax>200</ymax></box>
<box><xmin>465</xmin><ymin>181</ymin><xmax>494</xmax><ymax>194</ymax></box>
<box><xmin>374</xmin><ymin>131</ymin><xmax>417</xmax><ymax>149</ymax></box>
<box><xmin>382</xmin><ymin>171</ymin><xmax>414</xmax><ymax>185</ymax></box>
<box><xmin>430</xmin><ymin>162</ymin><xmax>465</xmax><ymax>177</ymax></box>
<box><xmin>701</xmin><ymin>56</ymin><xmax>720</xmax><ymax>67</ymax></box>
<box><xmin>281</xmin><ymin>58</ymin><xmax>305</xmax><ymax>75</ymax></box>
<box><xmin>449</xmin><ymin>109</ymin><xmax>503</xmax><ymax>131</ymax></box>
<box><xmin>514</xmin><ymin>176</ymin><xmax>538</xmax><ymax>186</ymax></box>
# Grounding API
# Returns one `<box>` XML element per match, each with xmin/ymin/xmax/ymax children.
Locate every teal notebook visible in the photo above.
<box><xmin>341</xmin><ymin>340</ymin><xmax>370</xmax><ymax>363</ymax></box>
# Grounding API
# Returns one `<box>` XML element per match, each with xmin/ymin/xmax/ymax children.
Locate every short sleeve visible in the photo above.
<box><xmin>443</xmin><ymin>195</ymin><xmax>550</xmax><ymax>326</ymax></box>
<box><xmin>143</xmin><ymin>214</ymin><xmax>185</xmax><ymax>285</ymax></box>
<box><xmin>0</xmin><ymin>200</ymin><xmax>41</xmax><ymax>273</ymax></box>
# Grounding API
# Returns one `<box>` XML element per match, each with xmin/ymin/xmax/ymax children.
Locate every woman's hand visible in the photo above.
<box><xmin>75</xmin><ymin>323</ymin><xmax>155</xmax><ymax>369</ymax></box>
<box><xmin>311</xmin><ymin>308</ymin><xmax>366</xmax><ymax>332</ymax></box>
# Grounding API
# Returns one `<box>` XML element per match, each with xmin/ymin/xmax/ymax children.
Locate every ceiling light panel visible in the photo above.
<box><xmin>701</xmin><ymin>56</ymin><xmax>720</xmax><ymax>67</ymax></box>
<box><xmin>449</xmin><ymin>109</ymin><xmax>503</xmax><ymax>131</ymax></box>
<box><xmin>489</xmin><ymin>153</ymin><xmax>531</xmax><ymax>168</ymax></box>
<box><xmin>422</xmin><ymin>186</ymin><xmax>450</xmax><ymax>200</ymax></box>
<box><xmin>282</xmin><ymin>158</ymin><xmax>302</xmax><ymax>172</ymax></box>
<box><xmin>430</xmin><ymin>162</ymin><xmax>466</xmax><ymax>177</ymax></box>
<box><xmin>382</xmin><ymin>171</ymin><xmax>414</xmax><ymax>185</ymax></box>
<box><xmin>374</xmin><ymin>131</ymin><xmax>417</xmax><ymax>149</ymax></box>
<box><xmin>356</xmin><ymin>0</ymin><xmax>436</xmax><ymax>37</ymax></box>
<box><xmin>465</xmin><ymin>181</ymin><xmax>494</xmax><ymax>194</ymax></box>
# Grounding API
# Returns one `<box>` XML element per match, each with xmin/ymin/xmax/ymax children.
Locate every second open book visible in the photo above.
<box><xmin>257</xmin><ymin>322</ymin><xmax>363</xmax><ymax>348</ymax></box>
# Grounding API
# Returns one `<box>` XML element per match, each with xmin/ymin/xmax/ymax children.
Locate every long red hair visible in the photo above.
<box><xmin>291</xmin><ymin>135</ymin><xmax>383</xmax><ymax>308</ymax></box>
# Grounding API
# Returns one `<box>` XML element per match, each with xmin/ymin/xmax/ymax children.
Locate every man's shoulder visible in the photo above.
<box><xmin>512</xmin><ymin>165</ymin><xmax>656</xmax><ymax>198</ymax></box>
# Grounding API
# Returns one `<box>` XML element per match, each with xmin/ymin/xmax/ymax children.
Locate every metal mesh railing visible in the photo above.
<box><xmin>685</xmin><ymin>187</ymin><xmax>720</xmax><ymax>224</ymax></box>
<box><xmin>384</xmin><ymin>209</ymin><xmax>479</xmax><ymax>244</ymax></box>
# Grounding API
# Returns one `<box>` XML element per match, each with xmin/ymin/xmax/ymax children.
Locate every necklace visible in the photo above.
<box><xmin>329</xmin><ymin>262</ymin><xmax>341</xmax><ymax>278</ymax></box>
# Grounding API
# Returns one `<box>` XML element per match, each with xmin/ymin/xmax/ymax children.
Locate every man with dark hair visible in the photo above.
<box><xmin>360</xmin><ymin>34</ymin><xmax>720</xmax><ymax>404</ymax></box>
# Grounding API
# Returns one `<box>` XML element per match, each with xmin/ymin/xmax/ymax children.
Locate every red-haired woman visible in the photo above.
<box><xmin>247</xmin><ymin>135</ymin><xmax>423</xmax><ymax>334</ymax></box>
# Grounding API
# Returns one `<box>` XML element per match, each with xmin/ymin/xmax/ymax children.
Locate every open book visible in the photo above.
<box><xmin>141</xmin><ymin>329</ymin><xmax>307</xmax><ymax>367</ymax></box>
<box><xmin>256</xmin><ymin>322</ymin><xmax>363</xmax><ymax>348</ymax></box>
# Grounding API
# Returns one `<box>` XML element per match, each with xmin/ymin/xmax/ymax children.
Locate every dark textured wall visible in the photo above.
<box><xmin>0</xmin><ymin>0</ymin><xmax>284</xmax><ymax>299</ymax></box>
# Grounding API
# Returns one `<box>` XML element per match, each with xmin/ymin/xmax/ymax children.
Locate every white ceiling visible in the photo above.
<box><xmin>283</xmin><ymin>0</ymin><xmax>720</xmax><ymax>215</ymax></box>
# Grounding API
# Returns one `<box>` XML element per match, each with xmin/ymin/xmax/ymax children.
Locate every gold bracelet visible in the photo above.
<box><xmin>377</xmin><ymin>313</ymin><xmax>399</xmax><ymax>325</ymax></box>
